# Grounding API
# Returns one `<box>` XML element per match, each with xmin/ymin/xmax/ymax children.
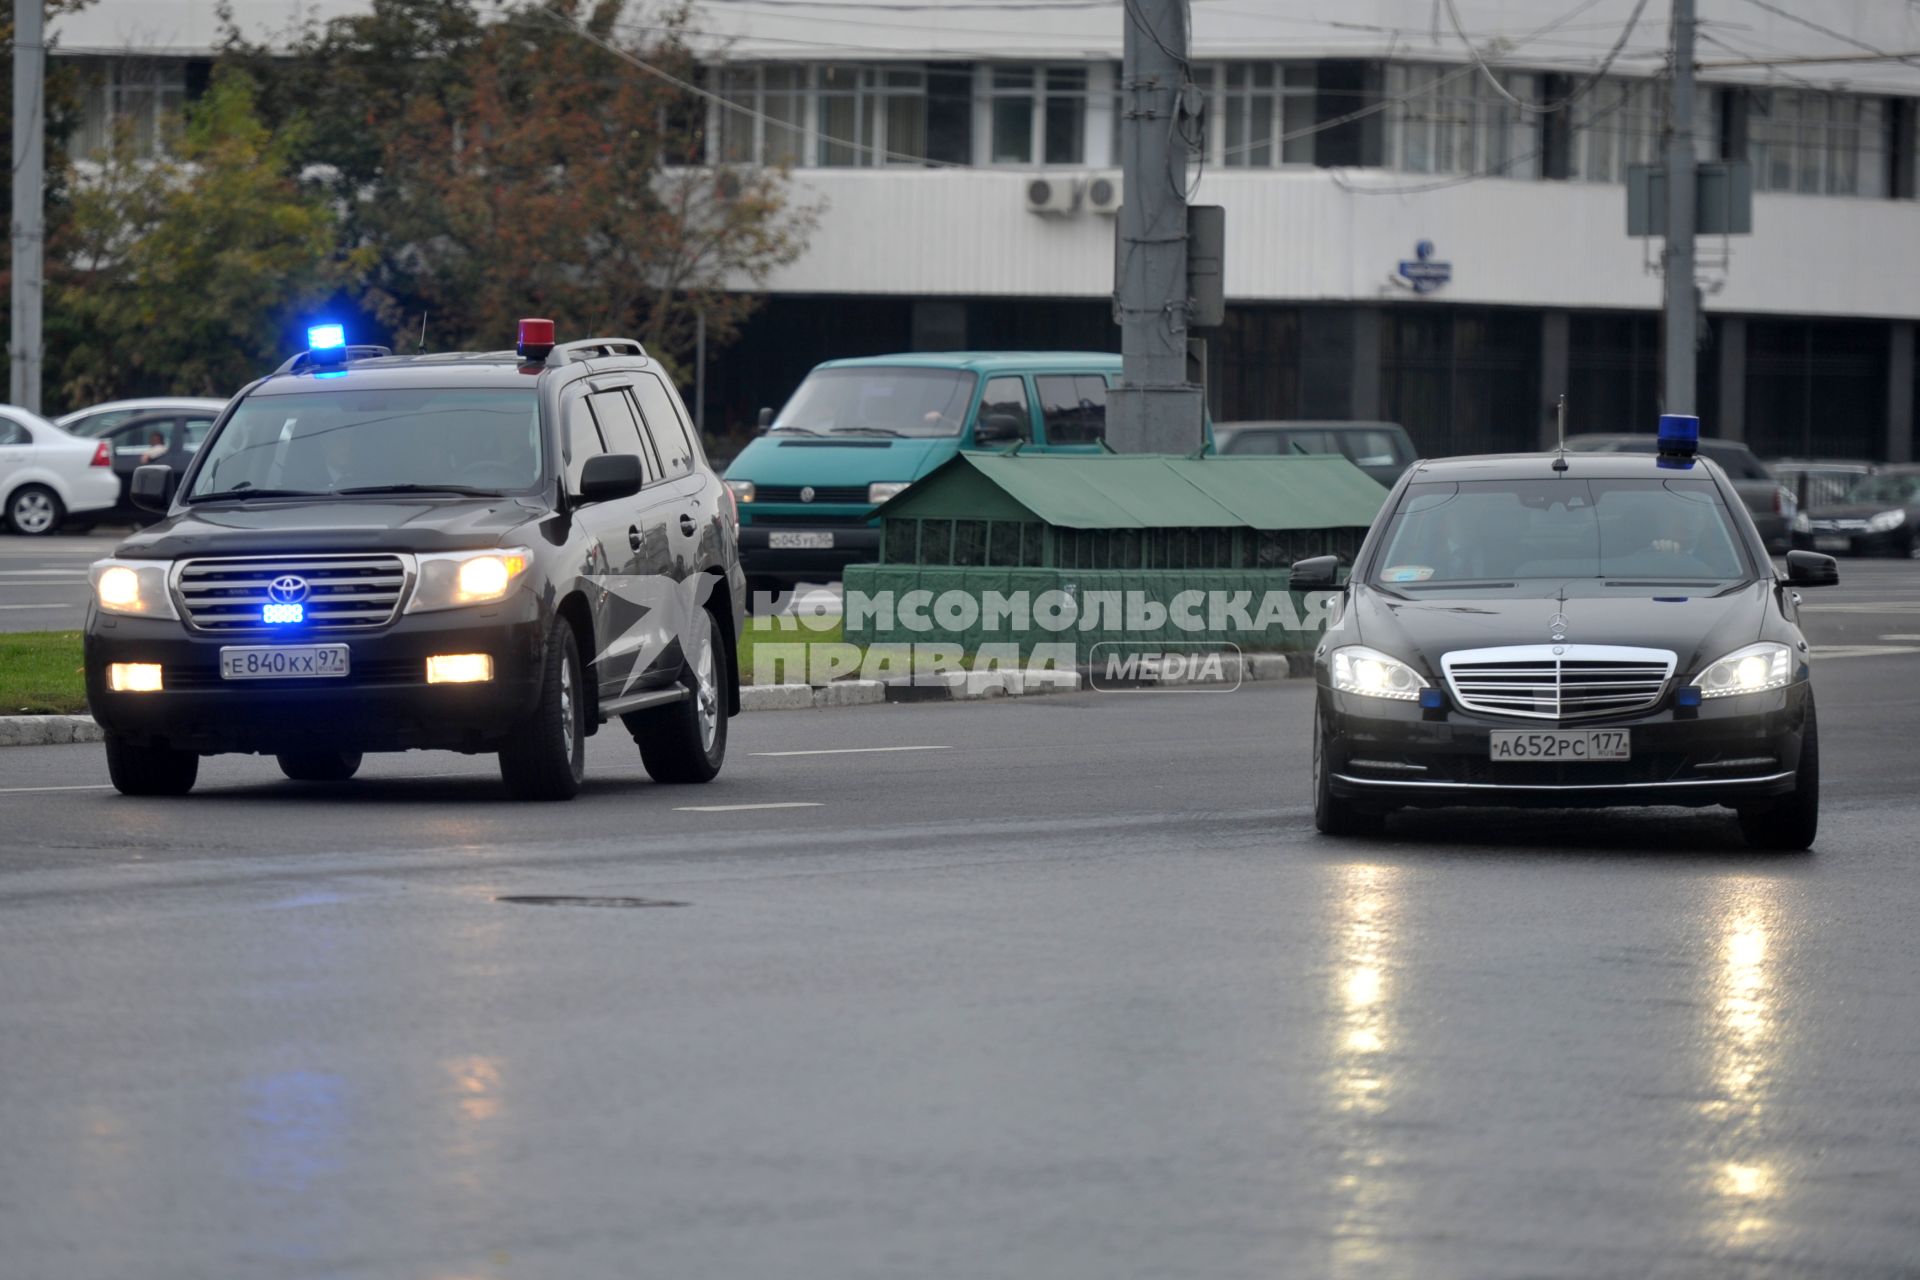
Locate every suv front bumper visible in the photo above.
<box><xmin>85</xmin><ymin>593</ymin><xmax>548</xmax><ymax>754</ymax></box>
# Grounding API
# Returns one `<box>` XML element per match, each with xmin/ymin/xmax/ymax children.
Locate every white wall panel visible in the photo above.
<box><xmin>754</xmin><ymin>168</ymin><xmax>1920</xmax><ymax>321</ymax></box>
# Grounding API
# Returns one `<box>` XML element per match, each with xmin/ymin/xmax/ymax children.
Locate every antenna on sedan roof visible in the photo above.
<box><xmin>1552</xmin><ymin>393</ymin><xmax>1569</xmax><ymax>472</ymax></box>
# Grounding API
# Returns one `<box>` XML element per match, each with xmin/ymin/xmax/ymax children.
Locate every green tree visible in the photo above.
<box><xmin>224</xmin><ymin>0</ymin><xmax>811</xmax><ymax>384</ymax></box>
<box><xmin>49</xmin><ymin>68</ymin><xmax>372</xmax><ymax>404</ymax></box>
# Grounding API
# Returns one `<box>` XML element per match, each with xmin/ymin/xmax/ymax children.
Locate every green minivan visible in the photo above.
<box><xmin>725</xmin><ymin>351</ymin><xmax>1150</xmax><ymax>598</ymax></box>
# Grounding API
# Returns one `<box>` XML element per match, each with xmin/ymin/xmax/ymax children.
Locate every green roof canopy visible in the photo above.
<box><xmin>874</xmin><ymin>451</ymin><xmax>1388</xmax><ymax>530</ymax></box>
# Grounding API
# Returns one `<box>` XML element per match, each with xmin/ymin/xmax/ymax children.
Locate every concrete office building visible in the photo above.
<box><xmin>51</xmin><ymin>1</ymin><xmax>1920</xmax><ymax>458</ymax></box>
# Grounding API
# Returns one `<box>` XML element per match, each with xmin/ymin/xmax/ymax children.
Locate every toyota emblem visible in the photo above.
<box><xmin>268</xmin><ymin>574</ymin><xmax>310</xmax><ymax>604</ymax></box>
<box><xmin>799</xmin><ymin>486</ymin><xmax>816</xmax><ymax>503</ymax></box>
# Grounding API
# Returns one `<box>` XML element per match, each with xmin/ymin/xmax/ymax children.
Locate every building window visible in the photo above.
<box><xmin>1567</xmin><ymin>77</ymin><xmax>1664</xmax><ymax>183</ymax></box>
<box><xmin>715</xmin><ymin>64</ymin><xmax>810</xmax><ymax>167</ymax></box>
<box><xmin>989</xmin><ymin>65</ymin><xmax>1087</xmax><ymax>165</ymax></box>
<box><xmin>1203</xmin><ymin>62</ymin><xmax>1314</xmax><ymax>168</ymax></box>
<box><xmin>1384</xmin><ymin>64</ymin><xmax>1542</xmax><ymax>179</ymax></box>
<box><xmin>817</xmin><ymin>65</ymin><xmax>926</xmax><ymax>166</ymax></box>
<box><xmin>70</xmin><ymin>58</ymin><xmax>188</xmax><ymax>160</ymax></box>
<box><xmin>1748</xmin><ymin>90</ymin><xmax>1889</xmax><ymax>197</ymax></box>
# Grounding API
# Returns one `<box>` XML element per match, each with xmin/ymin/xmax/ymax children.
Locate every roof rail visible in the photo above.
<box><xmin>274</xmin><ymin>345</ymin><xmax>394</xmax><ymax>375</ymax></box>
<box><xmin>543</xmin><ymin>337</ymin><xmax>647</xmax><ymax>366</ymax></box>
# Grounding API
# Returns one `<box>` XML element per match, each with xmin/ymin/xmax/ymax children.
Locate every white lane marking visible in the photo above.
<box><xmin>1878</xmin><ymin>635</ymin><xmax>1920</xmax><ymax>641</ymax></box>
<box><xmin>673</xmin><ymin>801</ymin><xmax>823</xmax><ymax>812</ymax></box>
<box><xmin>1802</xmin><ymin>603</ymin><xmax>1920</xmax><ymax>613</ymax></box>
<box><xmin>0</xmin><ymin>570</ymin><xmax>91</xmax><ymax>578</ymax></box>
<box><xmin>0</xmin><ymin>783</ymin><xmax>113</xmax><ymax>794</ymax></box>
<box><xmin>1811</xmin><ymin>644</ymin><xmax>1920</xmax><ymax>659</ymax></box>
<box><xmin>0</xmin><ymin>602</ymin><xmax>74</xmax><ymax>610</ymax></box>
<box><xmin>752</xmin><ymin>745</ymin><xmax>951</xmax><ymax>758</ymax></box>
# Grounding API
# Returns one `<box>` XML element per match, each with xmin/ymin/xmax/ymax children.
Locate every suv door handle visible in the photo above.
<box><xmin>678</xmin><ymin>513</ymin><xmax>698</xmax><ymax>536</ymax></box>
<box><xmin>628</xmin><ymin>525</ymin><xmax>642</xmax><ymax>552</ymax></box>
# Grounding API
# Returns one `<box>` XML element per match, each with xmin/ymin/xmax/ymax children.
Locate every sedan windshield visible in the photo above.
<box><xmin>1372</xmin><ymin>478</ymin><xmax>1751</xmax><ymax>586</ymax></box>
<box><xmin>1842</xmin><ymin>472</ymin><xmax>1920</xmax><ymax>506</ymax></box>
<box><xmin>772</xmin><ymin>368</ymin><xmax>976</xmax><ymax>438</ymax></box>
<box><xmin>186</xmin><ymin>388</ymin><xmax>541</xmax><ymax>500</ymax></box>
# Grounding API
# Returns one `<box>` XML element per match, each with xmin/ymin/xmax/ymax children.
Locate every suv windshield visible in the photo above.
<box><xmin>1372</xmin><ymin>478</ymin><xmax>1751</xmax><ymax>586</ymax></box>
<box><xmin>772</xmin><ymin>368</ymin><xmax>977</xmax><ymax>438</ymax></box>
<box><xmin>186</xmin><ymin>388</ymin><xmax>542</xmax><ymax>499</ymax></box>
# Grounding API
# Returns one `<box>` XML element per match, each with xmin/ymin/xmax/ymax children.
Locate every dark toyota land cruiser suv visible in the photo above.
<box><xmin>83</xmin><ymin>322</ymin><xmax>745</xmax><ymax>801</ymax></box>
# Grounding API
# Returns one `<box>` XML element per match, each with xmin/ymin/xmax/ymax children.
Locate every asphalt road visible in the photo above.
<box><xmin>3</xmin><ymin>566</ymin><xmax>1920</xmax><ymax>1278</ymax></box>
<box><xmin>0</xmin><ymin>531</ymin><xmax>119</xmax><ymax>632</ymax></box>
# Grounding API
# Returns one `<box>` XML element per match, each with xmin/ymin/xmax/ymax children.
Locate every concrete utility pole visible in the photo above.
<box><xmin>1108</xmin><ymin>0</ymin><xmax>1205</xmax><ymax>454</ymax></box>
<box><xmin>11</xmin><ymin>0</ymin><xmax>45</xmax><ymax>414</ymax></box>
<box><xmin>1662</xmin><ymin>0</ymin><xmax>1697</xmax><ymax>415</ymax></box>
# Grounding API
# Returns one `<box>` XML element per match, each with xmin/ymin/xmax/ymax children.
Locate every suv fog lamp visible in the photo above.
<box><xmin>427</xmin><ymin>654</ymin><xmax>494</xmax><ymax>684</ymax></box>
<box><xmin>108</xmin><ymin>663</ymin><xmax>163</xmax><ymax>693</ymax></box>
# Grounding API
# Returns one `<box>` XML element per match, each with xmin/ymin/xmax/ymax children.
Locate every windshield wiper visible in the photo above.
<box><xmin>334</xmin><ymin>484</ymin><xmax>506</xmax><ymax>498</ymax></box>
<box><xmin>767</xmin><ymin>425</ymin><xmax>821</xmax><ymax>436</ymax></box>
<box><xmin>1397</xmin><ymin>580</ymin><xmax>1516</xmax><ymax>590</ymax></box>
<box><xmin>185</xmin><ymin>487</ymin><xmax>331</xmax><ymax>504</ymax></box>
<box><xmin>831</xmin><ymin>426</ymin><xmax>905</xmax><ymax>438</ymax></box>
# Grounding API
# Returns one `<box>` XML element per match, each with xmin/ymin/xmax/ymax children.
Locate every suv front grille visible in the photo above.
<box><xmin>176</xmin><ymin>555</ymin><xmax>409</xmax><ymax>632</ymax></box>
<box><xmin>756</xmin><ymin>484</ymin><xmax>869</xmax><ymax>504</ymax></box>
<box><xmin>1442</xmin><ymin>645</ymin><xmax>1675</xmax><ymax>721</ymax></box>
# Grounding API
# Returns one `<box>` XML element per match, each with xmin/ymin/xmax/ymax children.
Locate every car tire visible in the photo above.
<box><xmin>277</xmin><ymin>750</ymin><xmax>363</xmax><ymax>782</ymax></box>
<box><xmin>629</xmin><ymin>605</ymin><xmax>729</xmax><ymax>784</ymax></box>
<box><xmin>1312</xmin><ymin>706</ymin><xmax>1385</xmax><ymax>837</ymax></box>
<box><xmin>498</xmin><ymin>619</ymin><xmax>586</xmax><ymax>801</ymax></box>
<box><xmin>104</xmin><ymin>734</ymin><xmax>199</xmax><ymax>797</ymax></box>
<box><xmin>5</xmin><ymin>484</ymin><xmax>64</xmax><ymax>536</ymax></box>
<box><xmin>1738</xmin><ymin>696</ymin><xmax>1818</xmax><ymax>851</ymax></box>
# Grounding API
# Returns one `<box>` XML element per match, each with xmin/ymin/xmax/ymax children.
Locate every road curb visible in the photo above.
<box><xmin>0</xmin><ymin>655</ymin><xmax>1313</xmax><ymax>741</ymax></box>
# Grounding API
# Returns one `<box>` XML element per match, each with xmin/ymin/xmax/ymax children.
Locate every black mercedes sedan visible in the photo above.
<box><xmin>1292</xmin><ymin>448</ymin><xmax>1839</xmax><ymax>850</ymax></box>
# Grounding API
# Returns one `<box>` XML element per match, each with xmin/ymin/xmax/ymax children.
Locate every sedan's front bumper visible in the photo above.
<box><xmin>1321</xmin><ymin>683</ymin><xmax>1809</xmax><ymax>809</ymax></box>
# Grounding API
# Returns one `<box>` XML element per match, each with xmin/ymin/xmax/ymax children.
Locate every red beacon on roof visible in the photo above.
<box><xmin>517</xmin><ymin>318</ymin><xmax>557</xmax><ymax>362</ymax></box>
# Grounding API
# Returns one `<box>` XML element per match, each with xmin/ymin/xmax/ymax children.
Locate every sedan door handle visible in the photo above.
<box><xmin>628</xmin><ymin>525</ymin><xmax>642</xmax><ymax>552</ymax></box>
<box><xmin>678</xmin><ymin>513</ymin><xmax>698</xmax><ymax>536</ymax></box>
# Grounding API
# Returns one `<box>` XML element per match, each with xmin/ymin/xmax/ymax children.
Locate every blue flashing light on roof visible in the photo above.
<box><xmin>1656</xmin><ymin>413</ymin><xmax>1699</xmax><ymax>470</ymax></box>
<box><xmin>308</xmin><ymin>324</ymin><xmax>346</xmax><ymax>351</ymax></box>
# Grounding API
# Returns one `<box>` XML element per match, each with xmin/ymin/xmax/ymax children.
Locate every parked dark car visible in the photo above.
<box><xmin>1769</xmin><ymin>457</ymin><xmax>1875</xmax><ymax>513</ymax></box>
<box><xmin>95</xmin><ymin>409</ymin><xmax>220</xmax><ymax>522</ymax></box>
<box><xmin>1793</xmin><ymin>465</ymin><xmax>1920</xmax><ymax>558</ymax></box>
<box><xmin>1214</xmin><ymin>420</ymin><xmax>1416</xmax><ymax>487</ymax></box>
<box><xmin>1566</xmin><ymin>433</ymin><xmax>1795</xmax><ymax>552</ymax></box>
<box><xmin>84</xmin><ymin>325</ymin><xmax>745</xmax><ymax>801</ymax></box>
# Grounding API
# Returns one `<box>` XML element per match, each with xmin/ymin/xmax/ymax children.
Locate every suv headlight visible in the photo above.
<box><xmin>1695</xmin><ymin>642</ymin><xmax>1794</xmax><ymax>699</ymax></box>
<box><xmin>89</xmin><ymin>559</ymin><xmax>178</xmax><ymax>620</ymax></box>
<box><xmin>725</xmin><ymin>479</ymin><xmax>755</xmax><ymax>503</ymax></box>
<box><xmin>868</xmin><ymin>481</ymin><xmax>910</xmax><ymax>504</ymax></box>
<box><xmin>405</xmin><ymin>548</ymin><xmax>533</xmax><ymax>614</ymax></box>
<box><xmin>1867</xmin><ymin>508</ymin><xmax>1907</xmax><ymax>533</ymax></box>
<box><xmin>1330</xmin><ymin>645</ymin><xmax>1427</xmax><ymax>701</ymax></box>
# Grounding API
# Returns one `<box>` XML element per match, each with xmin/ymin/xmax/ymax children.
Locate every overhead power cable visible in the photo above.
<box><xmin>1443</xmin><ymin>0</ymin><xmax>1655</xmax><ymax>113</ymax></box>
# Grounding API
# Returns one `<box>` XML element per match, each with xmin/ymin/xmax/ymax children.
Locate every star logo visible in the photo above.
<box><xmin>582</xmin><ymin>572</ymin><xmax>721</xmax><ymax>699</ymax></box>
<box><xmin>1548</xmin><ymin>612</ymin><xmax>1569</xmax><ymax>640</ymax></box>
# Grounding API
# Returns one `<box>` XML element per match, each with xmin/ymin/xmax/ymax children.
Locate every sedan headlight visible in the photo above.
<box><xmin>725</xmin><ymin>479</ymin><xmax>755</xmax><ymax>503</ymax></box>
<box><xmin>868</xmin><ymin>481</ymin><xmax>910</xmax><ymax>504</ymax></box>
<box><xmin>1330</xmin><ymin>645</ymin><xmax>1427</xmax><ymax>701</ymax></box>
<box><xmin>89</xmin><ymin>559</ymin><xmax>178</xmax><ymax>620</ymax></box>
<box><xmin>405</xmin><ymin>548</ymin><xmax>532</xmax><ymax>614</ymax></box>
<box><xmin>1695</xmin><ymin>642</ymin><xmax>1794</xmax><ymax>699</ymax></box>
<box><xmin>1791</xmin><ymin>512</ymin><xmax>1811</xmax><ymax>534</ymax></box>
<box><xmin>1866</xmin><ymin>508</ymin><xmax>1907</xmax><ymax>533</ymax></box>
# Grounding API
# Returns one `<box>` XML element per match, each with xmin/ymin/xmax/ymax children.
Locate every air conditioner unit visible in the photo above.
<box><xmin>1084</xmin><ymin>172</ymin><xmax>1122</xmax><ymax>215</ymax></box>
<box><xmin>1024</xmin><ymin>175</ymin><xmax>1079</xmax><ymax>217</ymax></box>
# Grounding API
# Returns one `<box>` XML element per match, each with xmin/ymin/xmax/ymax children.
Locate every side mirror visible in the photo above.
<box><xmin>130</xmin><ymin>464</ymin><xmax>176</xmax><ymax>513</ymax></box>
<box><xmin>1784</xmin><ymin>549</ymin><xmax>1839</xmax><ymax>587</ymax></box>
<box><xmin>576</xmin><ymin>453</ymin><xmax>644</xmax><ymax>504</ymax></box>
<box><xmin>757</xmin><ymin>407</ymin><xmax>774</xmax><ymax>431</ymax></box>
<box><xmin>975</xmin><ymin>413</ymin><xmax>1023</xmax><ymax>445</ymax></box>
<box><xmin>1289</xmin><ymin>555</ymin><xmax>1341</xmax><ymax>590</ymax></box>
